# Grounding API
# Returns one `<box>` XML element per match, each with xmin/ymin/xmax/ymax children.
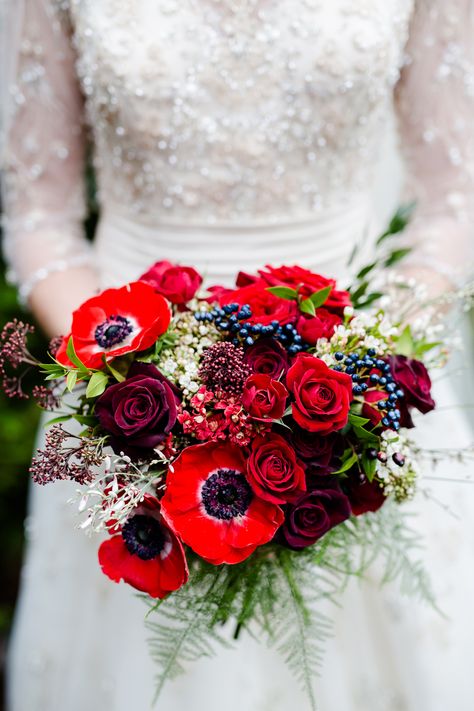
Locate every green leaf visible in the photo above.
<box><xmin>356</xmin><ymin>262</ymin><xmax>377</xmax><ymax>280</ymax></box>
<box><xmin>44</xmin><ymin>414</ymin><xmax>72</xmax><ymax>427</ymax></box>
<box><xmin>306</xmin><ymin>286</ymin><xmax>332</xmax><ymax>309</ymax></box>
<box><xmin>384</xmin><ymin>247</ymin><xmax>412</xmax><ymax>268</ymax></box>
<box><xmin>66</xmin><ymin>370</ymin><xmax>78</xmax><ymax>392</ymax></box>
<box><xmin>333</xmin><ymin>451</ymin><xmax>358</xmax><ymax>475</ymax></box>
<box><xmin>361</xmin><ymin>453</ymin><xmax>377</xmax><ymax>482</ymax></box>
<box><xmin>376</xmin><ymin>203</ymin><xmax>415</xmax><ymax>244</ymax></box>
<box><xmin>266</xmin><ymin>286</ymin><xmax>298</xmax><ymax>301</ymax></box>
<box><xmin>299</xmin><ymin>298</ymin><xmax>316</xmax><ymax>316</ymax></box>
<box><xmin>356</xmin><ymin>292</ymin><xmax>384</xmax><ymax>308</ymax></box>
<box><xmin>396</xmin><ymin>325</ymin><xmax>414</xmax><ymax>357</ymax></box>
<box><xmin>66</xmin><ymin>337</ymin><xmax>89</xmax><ymax>374</ymax></box>
<box><xmin>106</xmin><ymin>359</ymin><xmax>127</xmax><ymax>382</ymax></box>
<box><xmin>73</xmin><ymin>414</ymin><xmax>97</xmax><ymax>426</ymax></box>
<box><xmin>352</xmin><ymin>425</ymin><xmax>379</xmax><ymax>444</ymax></box>
<box><xmin>348</xmin><ymin>413</ymin><xmax>371</xmax><ymax>427</ymax></box>
<box><xmin>86</xmin><ymin>371</ymin><xmax>109</xmax><ymax>399</ymax></box>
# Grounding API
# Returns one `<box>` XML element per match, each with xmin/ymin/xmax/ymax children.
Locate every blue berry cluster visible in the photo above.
<box><xmin>194</xmin><ymin>303</ymin><xmax>308</xmax><ymax>355</ymax></box>
<box><xmin>333</xmin><ymin>349</ymin><xmax>404</xmax><ymax>431</ymax></box>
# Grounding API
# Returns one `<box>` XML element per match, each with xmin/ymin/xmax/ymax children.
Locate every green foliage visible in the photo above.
<box><xmin>349</xmin><ymin>203</ymin><xmax>415</xmax><ymax>309</ymax></box>
<box><xmin>144</xmin><ymin>503</ymin><xmax>435</xmax><ymax>709</ymax></box>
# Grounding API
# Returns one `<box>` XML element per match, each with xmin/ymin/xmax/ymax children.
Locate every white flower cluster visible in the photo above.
<box><xmin>157</xmin><ymin>304</ymin><xmax>220</xmax><ymax>398</ymax></box>
<box><xmin>315</xmin><ymin>307</ymin><xmax>399</xmax><ymax>365</ymax></box>
<box><xmin>376</xmin><ymin>430</ymin><xmax>418</xmax><ymax>502</ymax></box>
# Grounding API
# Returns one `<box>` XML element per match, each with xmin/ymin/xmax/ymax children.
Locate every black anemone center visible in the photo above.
<box><xmin>122</xmin><ymin>515</ymin><xmax>166</xmax><ymax>560</ymax></box>
<box><xmin>201</xmin><ymin>468</ymin><xmax>253</xmax><ymax>521</ymax></box>
<box><xmin>95</xmin><ymin>315</ymin><xmax>133</xmax><ymax>349</ymax></box>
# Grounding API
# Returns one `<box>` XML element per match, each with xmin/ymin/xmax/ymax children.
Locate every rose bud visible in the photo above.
<box><xmin>140</xmin><ymin>260</ymin><xmax>203</xmax><ymax>305</ymax></box>
<box><xmin>241</xmin><ymin>373</ymin><xmax>288</xmax><ymax>421</ymax></box>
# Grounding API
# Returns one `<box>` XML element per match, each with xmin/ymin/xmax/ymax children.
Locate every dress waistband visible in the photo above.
<box><xmin>93</xmin><ymin>199</ymin><xmax>374</xmax><ymax>287</ymax></box>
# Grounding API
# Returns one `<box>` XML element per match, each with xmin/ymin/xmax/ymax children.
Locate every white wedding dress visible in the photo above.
<box><xmin>1</xmin><ymin>1</ymin><xmax>474</xmax><ymax>710</ymax></box>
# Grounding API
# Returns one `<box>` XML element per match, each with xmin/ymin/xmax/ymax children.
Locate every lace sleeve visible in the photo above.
<box><xmin>0</xmin><ymin>0</ymin><xmax>94</xmax><ymax>304</ymax></box>
<box><xmin>395</xmin><ymin>0</ymin><xmax>474</xmax><ymax>286</ymax></box>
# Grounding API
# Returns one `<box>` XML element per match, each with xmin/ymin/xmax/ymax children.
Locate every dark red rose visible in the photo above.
<box><xmin>241</xmin><ymin>373</ymin><xmax>288</xmax><ymax>421</ymax></box>
<box><xmin>95</xmin><ymin>363</ymin><xmax>179</xmax><ymax>457</ymax></box>
<box><xmin>344</xmin><ymin>470</ymin><xmax>386</xmax><ymax>516</ymax></box>
<box><xmin>140</xmin><ymin>260</ymin><xmax>203</xmax><ymax>305</ymax></box>
<box><xmin>296</xmin><ymin>309</ymin><xmax>342</xmax><ymax>346</ymax></box>
<box><xmin>291</xmin><ymin>426</ymin><xmax>343</xmax><ymax>475</ymax></box>
<box><xmin>160</xmin><ymin>442</ymin><xmax>284</xmax><ymax>564</ymax></box>
<box><xmin>389</xmin><ymin>355</ymin><xmax>435</xmax><ymax>418</ymax></box>
<box><xmin>280</xmin><ymin>485</ymin><xmax>351</xmax><ymax>549</ymax></box>
<box><xmin>247</xmin><ymin>434</ymin><xmax>306</xmax><ymax>504</ymax></box>
<box><xmin>244</xmin><ymin>338</ymin><xmax>289</xmax><ymax>379</ymax></box>
<box><xmin>98</xmin><ymin>495</ymin><xmax>188</xmax><ymax>599</ymax></box>
<box><xmin>219</xmin><ymin>280</ymin><xmax>298</xmax><ymax>326</ymax></box>
<box><xmin>56</xmin><ymin>282</ymin><xmax>171</xmax><ymax>370</ymax></box>
<box><xmin>286</xmin><ymin>354</ymin><xmax>353</xmax><ymax>434</ymax></box>
<box><xmin>257</xmin><ymin>265</ymin><xmax>352</xmax><ymax>315</ymax></box>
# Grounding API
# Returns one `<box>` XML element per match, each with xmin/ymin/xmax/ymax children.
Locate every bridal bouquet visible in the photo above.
<box><xmin>1</xmin><ymin>214</ymin><xmax>457</xmax><ymax>707</ymax></box>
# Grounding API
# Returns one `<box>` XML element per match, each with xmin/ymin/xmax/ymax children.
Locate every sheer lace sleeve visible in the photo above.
<box><xmin>395</xmin><ymin>0</ymin><xmax>474</xmax><ymax>287</ymax></box>
<box><xmin>0</xmin><ymin>0</ymin><xmax>94</xmax><ymax>304</ymax></box>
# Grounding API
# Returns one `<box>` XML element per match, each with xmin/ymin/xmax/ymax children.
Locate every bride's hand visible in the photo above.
<box><xmin>29</xmin><ymin>266</ymin><xmax>100</xmax><ymax>338</ymax></box>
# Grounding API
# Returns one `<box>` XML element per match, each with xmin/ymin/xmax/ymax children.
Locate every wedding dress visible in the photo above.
<box><xmin>1</xmin><ymin>1</ymin><xmax>473</xmax><ymax>710</ymax></box>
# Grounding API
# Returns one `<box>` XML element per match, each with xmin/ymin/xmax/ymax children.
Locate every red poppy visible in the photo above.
<box><xmin>98</xmin><ymin>495</ymin><xmax>188</xmax><ymax>599</ymax></box>
<box><xmin>57</xmin><ymin>281</ymin><xmax>171</xmax><ymax>370</ymax></box>
<box><xmin>160</xmin><ymin>442</ymin><xmax>284</xmax><ymax>565</ymax></box>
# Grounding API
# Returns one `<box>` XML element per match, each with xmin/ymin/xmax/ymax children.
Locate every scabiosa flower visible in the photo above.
<box><xmin>161</xmin><ymin>442</ymin><xmax>284</xmax><ymax>564</ymax></box>
<box><xmin>98</xmin><ymin>495</ymin><xmax>188</xmax><ymax>599</ymax></box>
<box><xmin>56</xmin><ymin>281</ymin><xmax>171</xmax><ymax>370</ymax></box>
<box><xmin>199</xmin><ymin>342</ymin><xmax>251</xmax><ymax>396</ymax></box>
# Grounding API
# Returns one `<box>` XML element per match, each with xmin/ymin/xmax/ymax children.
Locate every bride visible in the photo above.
<box><xmin>1</xmin><ymin>1</ymin><xmax>473</xmax><ymax>710</ymax></box>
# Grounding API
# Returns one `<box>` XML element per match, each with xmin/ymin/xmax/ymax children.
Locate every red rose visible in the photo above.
<box><xmin>362</xmin><ymin>389</ymin><xmax>385</xmax><ymax>427</ymax></box>
<box><xmin>241</xmin><ymin>373</ymin><xmax>288</xmax><ymax>421</ymax></box>
<box><xmin>140</xmin><ymin>260</ymin><xmax>203</xmax><ymax>305</ymax></box>
<box><xmin>244</xmin><ymin>337</ymin><xmax>289</xmax><ymax>378</ymax></box>
<box><xmin>98</xmin><ymin>495</ymin><xmax>188</xmax><ymax>598</ymax></box>
<box><xmin>286</xmin><ymin>354</ymin><xmax>353</xmax><ymax>434</ymax></box>
<box><xmin>219</xmin><ymin>280</ymin><xmax>298</xmax><ymax>326</ymax></box>
<box><xmin>247</xmin><ymin>434</ymin><xmax>306</xmax><ymax>504</ymax></box>
<box><xmin>257</xmin><ymin>265</ymin><xmax>352</xmax><ymax>315</ymax></box>
<box><xmin>160</xmin><ymin>442</ymin><xmax>284</xmax><ymax>565</ymax></box>
<box><xmin>57</xmin><ymin>281</ymin><xmax>171</xmax><ymax>370</ymax></box>
<box><xmin>389</xmin><ymin>355</ymin><xmax>435</xmax><ymax>420</ymax></box>
<box><xmin>296</xmin><ymin>309</ymin><xmax>342</xmax><ymax>346</ymax></box>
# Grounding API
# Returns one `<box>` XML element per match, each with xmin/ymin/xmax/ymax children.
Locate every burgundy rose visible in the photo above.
<box><xmin>286</xmin><ymin>354</ymin><xmax>353</xmax><ymax>434</ymax></box>
<box><xmin>389</xmin><ymin>355</ymin><xmax>435</xmax><ymax>422</ymax></box>
<box><xmin>244</xmin><ymin>338</ymin><xmax>289</xmax><ymax>379</ymax></box>
<box><xmin>280</xmin><ymin>485</ymin><xmax>351</xmax><ymax>550</ymax></box>
<box><xmin>344</xmin><ymin>469</ymin><xmax>386</xmax><ymax>516</ymax></box>
<box><xmin>257</xmin><ymin>265</ymin><xmax>352</xmax><ymax>315</ymax></box>
<box><xmin>296</xmin><ymin>309</ymin><xmax>342</xmax><ymax>346</ymax></box>
<box><xmin>247</xmin><ymin>434</ymin><xmax>306</xmax><ymax>504</ymax></box>
<box><xmin>140</xmin><ymin>260</ymin><xmax>203</xmax><ymax>305</ymax></box>
<box><xmin>96</xmin><ymin>363</ymin><xmax>179</xmax><ymax>456</ymax></box>
<box><xmin>291</xmin><ymin>427</ymin><xmax>344</xmax><ymax>475</ymax></box>
<box><xmin>241</xmin><ymin>373</ymin><xmax>288</xmax><ymax>421</ymax></box>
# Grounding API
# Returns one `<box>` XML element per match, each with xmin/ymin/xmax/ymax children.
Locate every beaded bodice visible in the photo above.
<box><xmin>1</xmin><ymin>0</ymin><xmax>473</xmax><ymax>299</ymax></box>
<box><xmin>70</xmin><ymin>0</ymin><xmax>413</xmax><ymax>222</ymax></box>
